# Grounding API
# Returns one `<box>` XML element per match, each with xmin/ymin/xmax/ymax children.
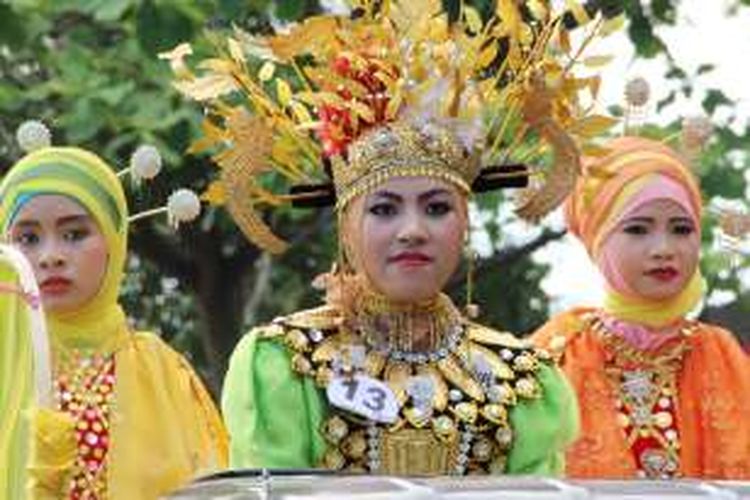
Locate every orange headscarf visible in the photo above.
<box><xmin>564</xmin><ymin>137</ymin><xmax>704</xmax><ymax>327</ymax></box>
<box><xmin>565</xmin><ymin>136</ymin><xmax>702</xmax><ymax>254</ymax></box>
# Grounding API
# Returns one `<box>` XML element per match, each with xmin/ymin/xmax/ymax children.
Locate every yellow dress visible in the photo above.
<box><xmin>0</xmin><ymin>147</ymin><xmax>228</xmax><ymax>499</ymax></box>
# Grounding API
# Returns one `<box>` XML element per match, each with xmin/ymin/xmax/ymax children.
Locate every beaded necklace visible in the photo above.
<box><xmin>591</xmin><ymin>314</ymin><xmax>695</xmax><ymax>478</ymax></box>
<box><xmin>55</xmin><ymin>350</ymin><xmax>115</xmax><ymax>499</ymax></box>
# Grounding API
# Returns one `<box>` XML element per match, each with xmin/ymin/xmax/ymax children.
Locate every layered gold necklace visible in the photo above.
<box><xmin>349</xmin><ymin>292</ymin><xmax>464</xmax><ymax>363</ymax></box>
<box><xmin>271</xmin><ymin>291</ymin><xmax>548</xmax><ymax>475</ymax></box>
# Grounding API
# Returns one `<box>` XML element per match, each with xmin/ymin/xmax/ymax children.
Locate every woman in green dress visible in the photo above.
<box><xmin>170</xmin><ymin>0</ymin><xmax>622</xmax><ymax>476</ymax></box>
<box><xmin>221</xmin><ymin>126</ymin><xmax>579</xmax><ymax>474</ymax></box>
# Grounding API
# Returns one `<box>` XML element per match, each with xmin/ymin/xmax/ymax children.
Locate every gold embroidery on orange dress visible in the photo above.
<box><xmin>591</xmin><ymin>315</ymin><xmax>697</xmax><ymax>478</ymax></box>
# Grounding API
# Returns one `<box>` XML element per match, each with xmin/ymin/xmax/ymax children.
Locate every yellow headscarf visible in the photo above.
<box><xmin>564</xmin><ymin>137</ymin><xmax>704</xmax><ymax>327</ymax></box>
<box><xmin>0</xmin><ymin>147</ymin><xmax>130</xmax><ymax>356</ymax></box>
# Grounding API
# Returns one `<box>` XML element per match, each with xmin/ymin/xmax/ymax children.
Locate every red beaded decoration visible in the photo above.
<box><xmin>593</xmin><ymin>316</ymin><xmax>694</xmax><ymax>478</ymax></box>
<box><xmin>613</xmin><ymin>368</ymin><xmax>681</xmax><ymax>477</ymax></box>
<box><xmin>55</xmin><ymin>352</ymin><xmax>116</xmax><ymax>499</ymax></box>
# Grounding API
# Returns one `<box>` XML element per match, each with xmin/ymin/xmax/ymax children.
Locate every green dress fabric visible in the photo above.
<box><xmin>222</xmin><ymin>321</ymin><xmax>578</xmax><ymax>474</ymax></box>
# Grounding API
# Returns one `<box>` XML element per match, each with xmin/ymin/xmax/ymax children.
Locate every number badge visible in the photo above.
<box><xmin>326</xmin><ymin>374</ymin><xmax>400</xmax><ymax>424</ymax></box>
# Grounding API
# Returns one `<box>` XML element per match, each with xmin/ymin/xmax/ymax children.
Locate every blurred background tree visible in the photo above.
<box><xmin>1</xmin><ymin>0</ymin><xmax>748</xmax><ymax>396</ymax></box>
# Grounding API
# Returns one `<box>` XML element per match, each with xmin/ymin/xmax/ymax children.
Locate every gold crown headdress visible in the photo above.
<box><xmin>165</xmin><ymin>0</ymin><xmax>625</xmax><ymax>253</ymax></box>
<box><xmin>13</xmin><ymin>120</ymin><xmax>202</xmax><ymax>228</ymax></box>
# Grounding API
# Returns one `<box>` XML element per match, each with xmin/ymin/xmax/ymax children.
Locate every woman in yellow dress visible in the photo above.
<box><xmin>0</xmin><ymin>134</ymin><xmax>228</xmax><ymax>498</ymax></box>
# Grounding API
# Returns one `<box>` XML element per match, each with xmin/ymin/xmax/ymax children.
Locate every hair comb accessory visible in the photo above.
<box><xmin>287</xmin><ymin>163</ymin><xmax>529</xmax><ymax>208</ymax></box>
<box><xmin>12</xmin><ymin>120</ymin><xmax>202</xmax><ymax>229</ymax></box>
<box><xmin>620</xmin><ymin>77</ymin><xmax>714</xmax><ymax>164</ymax></box>
<box><xmin>167</xmin><ymin>0</ymin><xmax>625</xmax><ymax>252</ymax></box>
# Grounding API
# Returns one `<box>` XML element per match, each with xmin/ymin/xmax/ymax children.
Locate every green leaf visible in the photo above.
<box><xmin>136</xmin><ymin>0</ymin><xmax>196</xmax><ymax>55</ymax></box>
<box><xmin>94</xmin><ymin>81</ymin><xmax>137</xmax><ymax>106</ymax></box>
<box><xmin>57</xmin><ymin>0</ymin><xmax>133</xmax><ymax>21</ymax></box>
<box><xmin>700</xmin><ymin>159</ymin><xmax>745</xmax><ymax>199</ymax></box>
<box><xmin>656</xmin><ymin>90</ymin><xmax>676</xmax><ymax>112</ymax></box>
<box><xmin>607</xmin><ymin>104</ymin><xmax>624</xmax><ymax>118</ymax></box>
<box><xmin>702</xmin><ymin>89</ymin><xmax>733</xmax><ymax>115</ymax></box>
<box><xmin>651</xmin><ymin>0</ymin><xmax>676</xmax><ymax>24</ymax></box>
<box><xmin>0</xmin><ymin>4</ymin><xmax>27</xmax><ymax>49</ymax></box>
<box><xmin>274</xmin><ymin>0</ymin><xmax>306</xmax><ymax>21</ymax></box>
<box><xmin>697</xmin><ymin>63</ymin><xmax>716</xmax><ymax>75</ymax></box>
<box><xmin>665</xmin><ymin>66</ymin><xmax>687</xmax><ymax>80</ymax></box>
<box><xmin>90</xmin><ymin>0</ymin><xmax>133</xmax><ymax>22</ymax></box>
<box><xmin>628</xmin><ymin>14</ymin><xmax>665</xmax><ymax>58</ymax></box>
<box><xmin>59</xmin><ymin>98</ymin><xmax>102</xmax><ymax>143</ymax></box>
<box><xmin>0</xmin><ymin>83</ymin><xmax>23</xmax><ymax>111</ymax></box>
<box><xmin>219</xmin><ymin>0</ymin><xmax>249</xmax><ymax>19</ymax></box>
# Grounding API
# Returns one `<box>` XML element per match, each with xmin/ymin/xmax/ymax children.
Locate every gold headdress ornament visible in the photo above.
<box><xmin>164</xmin><ymin>0</ymin><xmax>626</xmax><ymax>253</ymax></box>
<box><xmin>12</xmin><ymin>120</ymin><xmax>202</xmax><ymax>229</ymax></box>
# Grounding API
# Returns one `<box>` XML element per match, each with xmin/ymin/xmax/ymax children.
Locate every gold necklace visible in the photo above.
<box><xmin>349</xmin><ymin>291</ymin><xmax>464</xmax><ymax>359</ymax></box>
<box><xmin>266</xmin><ymin>305</ymin><xmax>547</xmax><ymax>475</ymax></box>
<box><xmin>590</xmin><ymin>315</ymin><xmax>695</xmax><ymax>478</ymax></box>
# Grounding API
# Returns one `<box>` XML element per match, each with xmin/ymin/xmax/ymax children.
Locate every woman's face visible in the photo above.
<box><xmin>603</xmin><ymin>198</ymin><xmax>700</xmax><ymax>301</ymax></box>
<box><xmin>347</xmin><ymin>177</ymin><xmax>467</xmax><ymax>303</ymax></box>
<box><xmin>8</xmin><ymin>194</ymin><xmax>109</xmax><ymax>313</ymax></box>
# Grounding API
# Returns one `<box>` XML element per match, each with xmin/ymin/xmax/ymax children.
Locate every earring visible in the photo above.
<box><xmin>464</xmin><ymin>228</ymin><xmax>480</xmax><ymax>319</ymax></box>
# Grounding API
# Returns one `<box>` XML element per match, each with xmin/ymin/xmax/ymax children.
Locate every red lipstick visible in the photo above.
<box><xmin>645</xmin><ymin>267</ymin><xmax>679</xmax><ymax>282</ymax></box>
<box><xmin>388</xmin><ymin>251</ymin><xmax>433</xmax><ymax>267</ymax></box>
<box><xmin>40</xmin><ymin>276</ymin><xmax>72</xmax><ymax>295</ymax></box>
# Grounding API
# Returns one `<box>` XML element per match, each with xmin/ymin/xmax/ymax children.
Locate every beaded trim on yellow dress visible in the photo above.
<box><xmin>260</xmin><ymin>306</ymin><xmax>550</xmax><ymax>475</ymax></box>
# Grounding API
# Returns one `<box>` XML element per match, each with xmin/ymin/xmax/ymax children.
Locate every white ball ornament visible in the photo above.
<box><xmin>129</xmin><ymin>145</ymin><xmax>162</xmax><ymax>182</ymax></box>
<box><xmin>682</xmin><ymin>115</ymin><xmax>713</xmax><ymax>151</ymax></box>
<box><xmin>624</xmin><ymin>77</ymin><xmax>650</xmax><ymax>107</ymax></box>
<box><xmin>16</xmin><ymin>120</ymin><xmax>52</xmax><ymax>152</ymax></box>
<box><xmin>167</xmin><ymin>189</ymin><xmax>201</xmax><ymax>228</ymax></box>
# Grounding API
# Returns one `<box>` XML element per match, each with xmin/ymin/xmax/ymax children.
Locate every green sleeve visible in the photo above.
<box><xmin>220</xmin><ymin>329</ymin><xmax>328</xmax><ymax>469</ymax></box>
<box><xmin>505</xmin><ymin>363</ymin><xmax>579</xmax><ymax>475</ymax></box>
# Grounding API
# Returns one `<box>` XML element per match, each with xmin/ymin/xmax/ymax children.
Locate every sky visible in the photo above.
<box><xmin>537</xmin><ymin>0</ymin><xmax>750</xmax><ymax>312</ymax></box>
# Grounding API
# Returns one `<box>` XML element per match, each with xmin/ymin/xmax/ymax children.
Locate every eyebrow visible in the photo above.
<box><xmin>668</xmin><ymin>216</ymin><xmax>694</xmax><ymax>224</ymax></box>
<box><xmin>56</xmin><ymin>214</ymin><xmax>91</xmax><ymax>226</ymax></box>
<box><xmin>10</xmin><ymin>220</ymin><xmax>40</xmax><ymax>229</ymax></box>
<box><xmin>12</xmin><ymin>214</ymin><xmax>90</xmax><ymax>228</ymax></box>
<box><xmin>370</xmin><ymin>188</ymin><xmax>453</xmax><ymax>203</ymax></box>
<box><xmin>621</xmin><ymin>216</ymin><xmax>654</xmax><ymax>224</ymax></box>
<box><xmin>621</xmin><ymin>216</ymin><xmax>694</xmax><ymax>225</ymax></box>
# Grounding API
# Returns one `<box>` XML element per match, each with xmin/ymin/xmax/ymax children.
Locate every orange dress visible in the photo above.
<box><xmin>532</xmin><ymin>307</ymin><xmax>750</xmax><ymax>478</ymax></box>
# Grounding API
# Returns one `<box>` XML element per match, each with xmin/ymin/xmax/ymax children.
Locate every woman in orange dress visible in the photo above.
<box><xmin>532</xmin><ymin>136</ymin><xmax>750</xmax><ymax>478</ymax></box>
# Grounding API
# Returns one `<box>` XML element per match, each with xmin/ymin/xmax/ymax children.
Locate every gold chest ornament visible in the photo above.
<box><xmin>265</xmin><ymin>307</ymin><xmax>550</xmax><ymax>475</ymax></box>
